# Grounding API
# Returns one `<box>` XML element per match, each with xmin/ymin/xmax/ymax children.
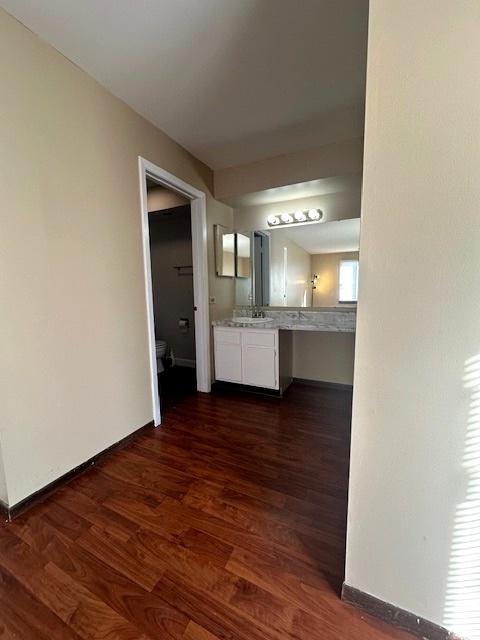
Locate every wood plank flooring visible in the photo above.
<box><xmin>0</xmin><ymin>382</ymin><xmax>412</xmax><ymax>640</ymax></box>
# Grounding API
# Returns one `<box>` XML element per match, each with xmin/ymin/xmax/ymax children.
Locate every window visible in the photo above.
<box><xmin>339</xmin><ymin>259</ymin><xmax>359</xmax><ymax>303</ymax></box>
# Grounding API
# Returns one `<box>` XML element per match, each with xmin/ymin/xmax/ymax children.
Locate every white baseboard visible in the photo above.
<box><xmin>175</xmin><ymin>358</ymin><xmax>196</xmax><ymax>369</ymax></box>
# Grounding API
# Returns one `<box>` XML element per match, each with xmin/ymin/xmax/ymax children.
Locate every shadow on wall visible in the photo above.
<box><xmin>444</xmin><ymin>354</ymin><xmax>480</xmax><ymax>639</ymax></box>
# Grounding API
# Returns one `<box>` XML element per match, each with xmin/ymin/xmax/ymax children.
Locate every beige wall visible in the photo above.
<box><xmin>293</xmin><ymin>332</ymin><xmax>355</xmax><ymax>386</ymax></box>
<box><xmin>346</xmin><ymin>2</ymin><xmax>480</xmax><ymax>638</ymax></box>
<box><xmin>0</xmin><ymin>8</ymin><xmax>233</xmax><ymax>507</ymax></box>
<box><xmin>312</xmin><ymin>251</ymin><xmax>359</xmax><ymax>307</ymax></box>
<box><xmin>215</xmin><ymin>138</ymin><xmax>364</xmax><ymax>201</ymax></box>
<box><xmin>147</xmin><ymin>186</ymin><xmax>189</xmax><ymax>211</ymax></box>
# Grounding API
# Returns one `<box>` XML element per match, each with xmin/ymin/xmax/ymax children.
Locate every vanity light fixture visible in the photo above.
<box><xmin>267</xmin><ymin>214</ymin><xmax>280</xmax><ymax>225</ymax></box>
<box><xmin>267</xmin><ymin>208</ymin><xmax>323</xmax><ymax>227</ymax></box>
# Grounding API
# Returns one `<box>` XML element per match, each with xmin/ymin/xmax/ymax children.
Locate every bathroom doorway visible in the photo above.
<box><xmin>138</xmin><ymin>157</ymin><xmax>210</xmax><ymax>426</ymax></box>
<box><xmin>147</xmin><ymin>184</ymin><xmax>196</xmax><ymax>411</ymax></box>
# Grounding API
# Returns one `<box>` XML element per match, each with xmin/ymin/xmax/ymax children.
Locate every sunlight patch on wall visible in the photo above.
<box><xmin>444</xmin><ymin>354</ymin><xmax>480</xmax><ymax>639</ymax></box>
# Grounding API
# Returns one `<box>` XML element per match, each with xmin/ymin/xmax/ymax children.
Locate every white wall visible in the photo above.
<box><xmin>0</xmin><ymin>8</ymin><xmax>233</xmax><ymax>507</ymax></box>
<box><xmin>346</xmin><ymin>2</ymin><xmax>480</xmax><ymax>638</ymax></box>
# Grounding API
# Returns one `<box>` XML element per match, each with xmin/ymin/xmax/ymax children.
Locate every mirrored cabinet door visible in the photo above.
<box><xmin>235</xmin><ymin>233</ymin><xmax>251</xmax><ymax>278</ymax></box>
<box><xmin>215</xmin><ymin>226</ymin><xmax>253</xmax><ymax>279</ymax></box>
<box><xmin>214</xmin><ymin>225</ymin><xmax>235</xmax><ymax>277</ymax></box>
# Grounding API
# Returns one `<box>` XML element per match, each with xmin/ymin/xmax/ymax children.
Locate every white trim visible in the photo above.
<box><xmin>138</xmin><ymin>157</ymin><xmax>211</xmax><ymax>427</ymax></box>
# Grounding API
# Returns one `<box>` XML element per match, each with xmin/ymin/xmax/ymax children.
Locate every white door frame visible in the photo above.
<box><xmin>138</xmin><ymin>156</ymin><xmax>211</xmax><ymax>426</ymax></box>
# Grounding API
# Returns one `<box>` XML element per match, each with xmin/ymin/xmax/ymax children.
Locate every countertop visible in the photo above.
<box><xmin>212</xmin><ymin>309</ymin><xmax>356</xmax><ymax>333</ymax></box>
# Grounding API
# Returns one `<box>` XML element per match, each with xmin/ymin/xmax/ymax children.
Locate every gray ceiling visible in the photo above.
<box><xmin>0</xmin><ymin>0</ymin><xmax>368</xmax><ymax>169</ymax></box>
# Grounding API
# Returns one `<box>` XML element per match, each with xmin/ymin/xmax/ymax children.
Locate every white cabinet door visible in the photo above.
<box><xmin>241</xmin><ymin>330</ymin><xmax>278</xmax><ymax>389</ymax></box>
<box><xmin>214</xmin><ymin>328</ymin><xmax>242</xmax><ymax>383</ymax></box>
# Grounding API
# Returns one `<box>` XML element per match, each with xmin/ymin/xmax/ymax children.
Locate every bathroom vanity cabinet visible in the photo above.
<box><xmin>213</xmin><ymin>326</ymin><xmax>292</xmax><ymax>392</ymax></box>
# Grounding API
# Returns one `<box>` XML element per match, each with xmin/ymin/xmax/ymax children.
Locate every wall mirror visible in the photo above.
<box><xmin>234</xmin><ymin>218</ymin><xmax>360</xmax><ymax>308</ymax></box>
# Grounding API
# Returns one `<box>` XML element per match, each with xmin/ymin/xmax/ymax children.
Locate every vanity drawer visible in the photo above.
<box><xmin>242</xmin><ymin>330</ymin><xmax>276</xmax><ymax>348</ymax></box>
<box><xmin>214</xmin><ymin>328</ymin><xmax>242</xmax><ymax>345</ymax></box>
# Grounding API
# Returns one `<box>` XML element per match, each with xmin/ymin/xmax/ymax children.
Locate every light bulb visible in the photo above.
<box><xmin>267</xmin><ymin>214</ymin><xmax>279</xmax><ymax>225</ymax></box>
<box><xmin>281</xmin><ymin>213</ymin><xmax>293</xmax><ymax>223</ymax></box>
<box><xmin>308</xmin><ymin>209</ymin><xmax>320</xmax><ymax>220</ymax></box>
<box><xmin>294</xmin><ymin>210</ymin><xmax>306</xmax><ymax>222</ymax></box>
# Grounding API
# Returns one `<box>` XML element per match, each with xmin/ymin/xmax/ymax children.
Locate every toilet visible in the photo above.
<box><xmin>155</xmin><ymin>339</ymin><xmax>168</xmax><ymax>373</ymax></box>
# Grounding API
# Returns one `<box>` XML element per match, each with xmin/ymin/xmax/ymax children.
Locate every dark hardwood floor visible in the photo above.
<box><xmin>0</xmin><ymin>382</ymin><xmax>412</xmax><ymax>640</ymax></box>
<box><xmin>158</xmin><ymin>365</ymin><xmax>197</xmax><ymax>412</ymax></box>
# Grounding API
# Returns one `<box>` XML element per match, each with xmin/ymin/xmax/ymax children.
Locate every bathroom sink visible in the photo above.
<box><xmin>232</xmin><ymin>317</ymin><xmax>273</xmax><ymax>324</ymax></box>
